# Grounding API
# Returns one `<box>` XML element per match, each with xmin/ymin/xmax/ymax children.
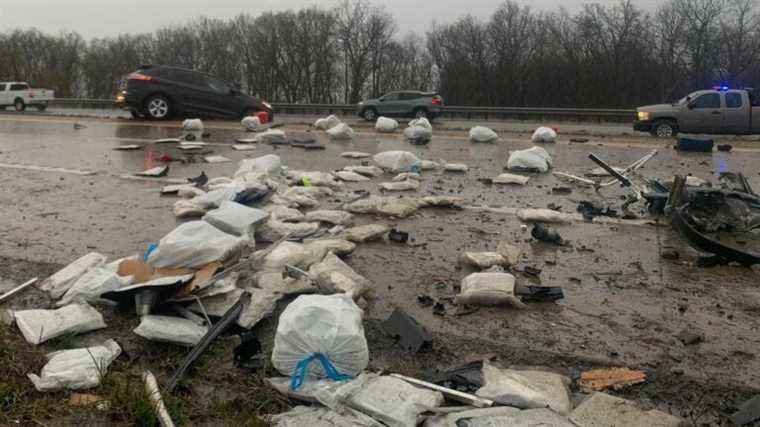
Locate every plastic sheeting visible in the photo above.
<box><xmin>255</xmin><ymin>129</ymin><xmax>287</xmax><ymax>144</ymax></box>
<box><xmin>39</xmin><ymin>252</ymin><xmax>107</xmax><ymax>300</ymax></box>
<box><xmin>272</xmin><ymin>294</ymin><xmax>368</xmax><ymax>381</ymax></box>
<box><xmin>334</xmin><ymin>170</ymin><xmax>371</xmax><ymax>182</ymax></box>
<box><xmin>457</xmin><ymin>272</ymin><xmax>524</xmax><ymax>307</ymax></box>
<box><xmin>133</xmin><ymin>315</ymin><xmax>208</xmax><ymax>347</ymax></box>
<box><xmin>27</xmin><ymin>339</ymin><xmax>121</xmax><ymax>391</ymax></box>
<box><xmin>235</xmin><ymin>154</ymin><xmax>283</xmax><ymax>178</ymax></box>
<box><xmin>146</xmin><ymin>221</ymin><xmax>245</xmax><ymax>269</ymax></box>
<box><xmin>14</xmin><ymin>303</ymin><xmax>107</xmax><ymax>345</ymax></box>
<box><xmin>507</xmin><ymin>146</ymin><xmax>553</xmax><ymax>173</ymax></box>
<box><xmin>476</xmin><ymin>361</ymin><xmax>572</xmax><ymax>415</ymax></box>
<box><xmin>373</xmin><ymin>151</ymin><xmax>421</xmax><ymax>173</ymax></box>
<box><xmin>379</xmin><ymin>180</ymin><xmax>420</xmax><ymax>191</ymax></box>
<box><xmin>57</xmin><ymin>267</ymin><xmax>133</xmax><ymax>306</ymax></box>
<box><xmin>303</xmin><ymin>210</ymin><xmax>354</xmax><ymax>225</ymax></box>
<box><xmin>375</xmin><ymin>117</ymin><xmax>399</xmax><ymax>133</ymax></box>
<box><xmin>314</xmin><ymin>115</ymin><xmax>342</xmax><ymax>130</ymax></box>
<box><xmin>308</xmin><ymin>252</ymin><xmax>371</xmax><ymax>299</ymax></box>
<box><xmin>469</xmin><ymin>126</ymin><xmax>499</xmax><ymax>143</ymax></box>
<box><xmin>203</xmin><ymin>200</ymin><xmax>269</xmax><ymax>237</ymax></box>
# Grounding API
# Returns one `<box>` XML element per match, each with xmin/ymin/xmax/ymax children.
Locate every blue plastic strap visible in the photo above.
<box><xmin>290</xmin><ymin>353</ymin><xmax>353</xmax><ymax>390</ymax></box>
<box><xmin>143</xmin><ymin>243</ymin><xmax>158</xmax><ymax>261</ymax></box>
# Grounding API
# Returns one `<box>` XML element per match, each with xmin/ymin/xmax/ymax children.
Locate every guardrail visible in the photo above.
<box><xmin>50</xmin><ymin>99</ymin><xmax>636</xmax><ymax>122</ymax></box>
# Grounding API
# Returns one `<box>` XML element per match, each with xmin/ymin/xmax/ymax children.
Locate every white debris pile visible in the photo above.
<box><xmin>373</xmin><ymin>151</ymin><xmax>421</xmax><ymax>173</ymax></box>
<box><xmin>38</xmin><ymin>252</ymin><xmax>107</xmax><ymax>299</ymax></box>
<box><xmin>333</xmin><ymin>170</ymin><xmax>371</xmax><ymax>182</ymax></box>
<box><xmin>443</xmin><ymin>162</ymin><xmax>469</xmax><ymax>172</ymax></box>
<box><xmin>375</xmin><ymin>116</ymin><xmax>399</xmax><ymax>133</ymax></box>
<box><xmin>469</xmin><ymin>126</ymin><xmax>499</xmax><ymax>143</ymax></box>
<box><xmin>203</xmin><ymin>200</ymin><xmax>269</xmax><ymax>237</ymax></box>
<box><xmin>314</xmin><ymin>114</ymin><xmax>342</xmax><ymax>130</ymax></box>
<box><xmin>309</xmin><ymin>252</ymin><xmax>371</xmax><ymax>299</ymax></box>
<box><xmin>146</xmin><ymin>221</ymin><xmax>246</xmax><ymax>269</ymax></box>
<box><xmin>242</xmin><ymin>115</ymin><xmax>268</xmax><ymax>132</ymax></box>
<box><xmin>507</xmin><ymin>146</ymin><xmax>553</xmax><ymax>173</ymax></box>
<box><xmin>327</xmin><ymin>123</ymin><xmax>355</xmax><ymax>140</ymax></box>
<box><xmin>532</xmin><ymin>126</ymin><xmax>558</xmax><ymax>143</ymax></box>
<box><xmin>493</xmin><ymin>173</ymin><xmax>530</xmax><ymax>185</ymax></box>
<box><xmin>403</xmin><ymin>117</ymin><xmax>433</xmax><ymax>143</ymax></box>
<box><xmin>57</xmin><ymin>267</ymin><xmax>133</xmax><ymax>306</ymax></box>
<box><xmin>379</xmin><ymin>180</ymin><xmax>420</xmax><ymax>192</ymax></box>
<box><xmin>28</xmin><ymin>339</ymin><xmax>121</xmax><ymax>391</ymax></box>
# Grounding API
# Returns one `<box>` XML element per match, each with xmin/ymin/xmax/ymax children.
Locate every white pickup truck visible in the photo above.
<box><xmin>0</xmin><ymin>82</ymin><xmax>55</xmax><ymax>112</ymax></box>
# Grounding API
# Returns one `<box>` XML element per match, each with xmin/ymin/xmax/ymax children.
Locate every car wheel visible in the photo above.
<box><xmin>652</xmin><ymin>121</ymin><xmax>677</xmax><ymax>138</ymax></box>
<box><xmin>413</xmin><ymin>108</ymin><xmax>428</xmax><ymax>119</ymax></box>
<box><xmin>14</xmin><ymin>99</ymin><xmax>25</xmax><ymax>112</ymax></box>
<box><xmin>145</xmin><ymin>95</ymin><xmax>171</xmax><ymax>120</ymax></box>
<box><xmin>362</xmin><ymin>108</ymin><xmax>377</xmax><ymax>121</ymax></box>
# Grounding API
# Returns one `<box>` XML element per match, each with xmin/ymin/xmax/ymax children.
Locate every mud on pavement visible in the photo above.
<box><xmin>1</xmin><ymin>115</ymin><xmax>760</xmax><ymax>425</ymax></box>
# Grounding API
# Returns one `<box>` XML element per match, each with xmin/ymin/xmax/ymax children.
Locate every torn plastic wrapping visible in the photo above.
<box><xmin>327</xmin><ymin>123</ymin><xmax>355</xmax><ymax>140</ymax></box>
<box><xmin>28</xmin><ymin>339</ymin><xmax>121</xmax><ymax>391</ymax></box>
<box><xmin>38</xmin><ymin>252</ymin><xmax>107</xmax><ymax>299</ymax></box>
<box><xmin>57</xmin><ymin>267</ymin><xmax>133</xmax><ymax>307</ymax></box>
<box><xmin>469</xmin><ymin>126</ymin><xmax>499</xmax><ymax>143</ymax></box>
<box><xmin>271</xmin><ymin>405</ymin><xmax>382</xmax><ymax>427</ymax></box>
<box><xmin>532</xmin><ymin>126</ymin><xmax>558</xmax><ymax>143</ymax></box>
<box><xmin>375</xmin><ymin>117</ymin><xmax>399</xmax><ymax>133</ymax></box>
<box><xmin>146</xmin><ymin>221</ymin><xmax>245</xmax><ymax>269</ymax></box>
<box><xmin>308</xmin><ymin>252</ymin><xmax>371</xmax><ymax>299</ymax></box>
<box><xmin>314</xmin><ymin>115</ymin><xmax>342</xmax><ymax>131</ymax></box>
<box><xmin>373</xmin><ymin>151</ymin><xmax>421</xmax><ymax>173</ymax></box>
<box><xmin>14</xmin><ymin>303</ymin><xmax>107</xmax><ymax>345</ymax></box>
<box><xmin>133</xmin><ymin>315</ymin><xmax>208</xmax><ymax>347</ymax></box>
<box><xmin>203</xmin><ymin>200</ymin><xmax>269</xmax><ymax>237</ymax></box>
<box><xmin>507</xmin><ymin>146</ymin><xmax>553</xmax><ymax>173</ymax></box>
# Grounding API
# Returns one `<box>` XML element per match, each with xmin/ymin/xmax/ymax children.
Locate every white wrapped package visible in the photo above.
<box><xmin>272</xmin><ymin>294</ymin><xmax>368</xmax><ymax>382</ymax></box>
<box><xmin>334</xmin><ymin>170</ymin><xmax>371</xmax><ymax>182</ymax></box>
<box><xmin>242</xmin><ymin>115</ymin><xmax>264</xmax><ymax>132</ymax></box>
<box><xmin>308</xmin><ymin>252</ymin><xmax>371</xmax><ymax>299</ymax></box>
<box><xmin>476</xmin><ymin>361</ymin><xmax>572</xmax><ymax>415</ymax></box>
<box><xmin>38</xmin><ymin>252</ymin><xmax>108</xmax><ymax>299</ymax></box>
<box><xmin>493</xmin><ymin>173</ymin><xmax>530</xmax><ymax>185</ymax></box>
<box><xmin>373</xmin><ymin>151</ymin><xmax>421</xmax><ymax>173</ymax></box>
<box><xmin>203</xmin><ymin>200</ymin><xmax>270</xmax><ymax>237</ymax></box>
<box><xmin>133</xmin><ymin>315</ymin><xmax>208</xmax><ymax>347</ymax></box>
<box><xmin>255</xmin><ymin>129</ymin><xmax>287</xmax><ymax>144</ymax></box>
<box><xmin>14</xmin><ymin>304</ymin><xmax>107</xmax><ymax>345</ymax></box>
<box><xmin>27</xmin><ymin>339</ymin><xmax>121</xmax><ymax>391</ymax></box>
<box><xmin>456</xmin><ymin>272</ymin><xmax>524</xmax><ymax>307</ymax></box>
<box><xmin>235</xmin><ymin>154</ymin><xmax>282</xmax><ymax>177</ymax></box>
<box><xmin>507</xmin><ymin>146</ymin><xmax>553</xmax><ymax>173</ymax></box>
<box><xmin>532</xmin><ymin>126</ymin><xmax>558</xmax><ymax>143</ymax></box>
<box><xmin>408</xmin><ymin>117</ymin><xmax>432</xmax><ymax>131</ymax></box>
<box><xmin>375</xmin><ymin>117</ymin><xmax>398</xmax><ymax>133</ymax></box>
<box><xmin>469</xmin><ymin>126</ymin><xmax>498</xmax><ymax>142</ymax></box>
<box><xmin>327</xmin><ymin>123</ymin><xmax>355</xmax><ymax>140</ymax></box>
<box><xmin>146</xmin><ymin>221</ymin><xmax>245</xmax><ymax>269</ymax></box>
<box><xmin>57</xmin><ymin>267</ymin><xmax>133</xmax><ymax>306</ymax></box>
<box><xmin>516</xmin><ymin>208</ymin><xmax>574</xmax><ymax>223</ymax></box>
<box><xmin>403</xmin><ymin>125</ymin><xmax>432</xmax><ymax>143</ymax></box>
<box><xmin>314</xmin><ymin>114</ymin><xmax>342</xmax><ymax>130</ymax></box>
<box><xmin>182</xmin><ymin>118</ymin><xmax>204</xmax><ymax>131</ymax></box>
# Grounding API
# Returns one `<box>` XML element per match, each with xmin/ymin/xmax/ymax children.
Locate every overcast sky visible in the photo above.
<box><xmin>0</xmin><ymin>0</ymin><xmax>664</xmax><ymax>39</ymax></box>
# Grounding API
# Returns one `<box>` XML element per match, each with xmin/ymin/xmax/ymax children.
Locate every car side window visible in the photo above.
<box><xmin>400</xmin><ymin>92</ymin><xmax>421</xmax><ymax>100</ymax></box>
<box><xmin>725</xmin><ymin>92</ymin><xmax>743</xmax><ymax>108</ymax></box>
<box><xmin>10</xmin><ymin>84</ymin><xmax>29</xmax><ymax>91</ymax></box>
<box><xmin>207</xmin><ymin>78</ymin><xmax>230</xmax><ymax>94</ymax></box>
<box><xmin>0</xmin><ymin>84</ymin><xmax>5</xmax><ymax>91</ymax></box>
<box><xmin>382</xmin><ymin>93</ymin><xmax>399</xmax><ymax>101</ymax></box>
<box><xmin>692</xmin><ymin>93</ymin><xmax>721</xmax><ymax>109</ymax></box>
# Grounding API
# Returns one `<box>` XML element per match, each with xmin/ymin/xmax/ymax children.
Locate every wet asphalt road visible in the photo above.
<box><xmin>2</xmin><ymin>113</ymin><xmax>760</xmax><ymax>417</ymax></box>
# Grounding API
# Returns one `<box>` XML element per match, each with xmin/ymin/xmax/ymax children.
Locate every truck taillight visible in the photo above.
<box><xmin>128</xmin><ymin>73</ymin><xmax>153</xmax><ymax>82</ymax></box>
<box><xmin>431</xmin><ymin>97</ymin><xmax>442</xmax><ymax>106</ymax></box>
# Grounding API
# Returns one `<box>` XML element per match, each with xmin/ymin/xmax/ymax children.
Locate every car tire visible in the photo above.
<box><xmin>36</xmin><ymin>105</ymin><xmax>47</xmax><ymax>112</ymax></box>
<box><xmin>413</xmin><ymin>108</ymin><xmax>428</xmax><ymax>119</ymax></box>
<box><xmin>14</xmin><ymin>99</ymin><xmax>25</xmax><ymax>112</ymax></box>
<box><xmin>145</xmin><ymin>95</ymin><xmax>171</xmax><ymax>120</ymax></box>
<box><xmin>652</xmin><ymin>120</ymin><xmax>677</xmax><ymax>138</ymax></box>
<box><xmin>362</xmin><ymin>108</ymin><xmax>378</xmax><ymax>121</ymax></box>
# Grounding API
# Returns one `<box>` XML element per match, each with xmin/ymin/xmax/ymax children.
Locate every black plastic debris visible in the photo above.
<box><xmin>577</xmin><ymin>201</ymin><xmax>618</xmax><ymax>221</ymax></box>
<box><xmin>519</xmin><ymin>286</ymin><xmax>564</xmax><ymax>303</ymax></box>
<box><xmin>417</xmin><ymin>295</ymin><xmax>434</xmax><ymax>307</ymax></box>
<box><xmin>552</xmin><ymin>187</ymin><xmax>572</xmax><ymax>195</ymax></box>
<box><xmin>718</xmin><ymin>144</ymin><xmax>733</xmax><ymax>152</ymax></box>
<box><xmin>234</xmin><ymin>331</ymin><xmax>263</xmax><ymax>368</ymax></box>
<box><xmin>522</xmin><ymin>266</ymin><xmax>542</xmax><ymax>277</ymax></box>
<box><xmin>676</xmin><ymin>137</ymin><xmax>714</xmax><ymax>152</ymax></box>
<box><xmin>696</xmin><ymin>255</ymin><xmax>729</xmax><ymax>268</ymax></box>
<box><xmin>187</xmin><ymin>171</ymin><xmax>208</xmax><ymax>187</ymax></box>
<box><xmin>570</xmin><ymin>138</ymin><xmax>589</xmax><ymax>143</ymax></box>
<box><xmin>731</xmin><ymin>395</ymin><xmax>760</xmax><ymax>426</ymax></box>
<box><xmin>389</xmin><ymin>229</ymin><xmax>410</xmax><ymax>243</ymax></box>
<box><xmin>424</xmin><ymin>361</ymin><xmax>484</xmax><ymax>394</ymax></box>
<box><xmin>531</xmin><ymin>224</ymin><xmax>564</xmax><ymax>245</ymax></box>
<box><xmin>661</xmin><ymin>249</ymin><xmax>680</xmax><ymax>260</ymax></box>
<box><xmin>382</xmin><ymin>308</ymin><xmax>431</xmax><ymax>353</ymax></box>
<box><xmin>432</xmin><ymin>302</ymin><xmax>446</xmax><ymax>316</ymax></box>
<box><xmin>135</xmin><ymin>165</ymin><xmax>170</xmax><ymax>178</ymax></box>
<box><xmin>477</xmin><ymin>178</ymin><xmax>494</xmax><ymax>186</ymax></box>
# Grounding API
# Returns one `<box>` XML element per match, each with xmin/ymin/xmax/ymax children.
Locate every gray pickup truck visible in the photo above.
<box><xmin>634</xmin><ymin>89</ymin><xmax>760</xmax><ymax>137</ymax></box>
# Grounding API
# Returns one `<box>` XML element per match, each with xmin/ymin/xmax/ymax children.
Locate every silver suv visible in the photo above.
<box><xmin>357</xmin><ymin>91</ymin><xmax>444</xmax><ymax>121</ymax></box>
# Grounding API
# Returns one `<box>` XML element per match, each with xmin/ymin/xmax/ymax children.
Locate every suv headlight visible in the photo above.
<box><xmin>637</xmin><ymin>111</ymin><xmax>651</xmax><ymax>121</ymax></box>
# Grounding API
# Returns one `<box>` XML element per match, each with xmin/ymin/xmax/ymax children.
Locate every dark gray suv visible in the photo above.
<box><xmin>357</xmin><ymin>91</ymin><xmax>444</xmax><ymax>121</ymax></box>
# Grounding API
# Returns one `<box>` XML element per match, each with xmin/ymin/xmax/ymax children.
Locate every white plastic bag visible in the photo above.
<box><xmin>420</xmin><ymin>160</ymin><xmax>439</xmax><ymax>170</ymax></box>
<box><xmin>380</xmin><ymin>180</ymin><xmax>420</xmax><ymax>191</ymax></box>
<box><xmin>27</xmin><ymin>339</ymin><xmax>121</xmax><ymax>391</ymax></box>
<box><xmin>182</xmin><ymin>118</ymin><xmax>204</xmax><ymax>131</ymax></box>
<box><xmin>272</xmin><ymin>294</ymin><xmax>368</xmax><ymax>381</ymax></box>
<box><xmin>260</xmin><ymin>239</ymin><xmax>356</xmax><ymax>271</ymax></box>
<box><xmin>373</xmin><ymin>151</ymin><xmax>421</xmax><ymax>173</ymax></box>
<box><xmin>462</xmin><ymin>252</ymin><xmax>508</xmax><ymax>269</ymax></box>
<box><xmin>14</xmin><ymin>303</ymin><xmax>107</xmax><ymax>345</ymax></box>
<box><xmin>403</xmin><ymin>125</ymin><xmax>432</xmax><ymax>143</ymax></box>
<box><xmin>456</xmin><ymin>272</ymin><xmax>524</xmax><ymax>307</ymax></box>
<box><xmin>235</xmin><ymin>154</ymin><xmax>283</xmax><ymax>177</ymax></box>
<box><xmin>327</xmin><ymin>123</ymin><xmax>355</xmax><ymax>140</ymax></box>
<box><xmin>375</xmin><ymin>117</ymin><xmax>398</xmax><ymax>133</ymax></box>
<box><xmin>287</xmin><ymin>170</ymin><xmax>343</xmax><ymax>189</ymax></box>
<box><xmin>409</xmin><ymin>117</ymin><xmax>432</xmax><ymax>131</ymax></box>
<box><xmin>146</xmin><ymin>221</ymin><xmax>245</xmax><ymax>269</ymax></box>
<box><xmin>344</xmin><ymin>165</ymin><xmax>384</xmax><ymax>177</ymax></box>
<box><xmin>242</xmin><ymin>115</ymin><xmax>266</xmax><ymax>132</ymax></box>
<box><xmin>507</xmin><ymin>146</ymin><xmax>553</xmax><ymax>173</ymax></box>
<box><xmin>256</xmin><ymin>219</ymin><xmax>320</xmax><ymax>243</ymax></box>
<box><xmin>532</xmin><ymin>126</ymin><xmax>557</xmax><ymax>143</ymax></box>
<box><xmin>203</xmin><ymin>200</ymin><xmax>269</xmax><ymax>237</ymax></box>
<box><xmin>173</xmin><ymin>199</ymin><xmax>206</xmax><ymax>218</ymax></box>
<box><xmin>493</xmin><ymin>173</ymin><xmax>530</xmax><ymax>185</ymax></box>
<box><xmin>476</xmin><ymin>361</ymin><xmax>572</xmax><ymax>415</ymax></box>
<box><xmin>38</xmin><ymin>252</ymin><xmax>107</xmax><ymax>299</ymax></box>
<box><xmin>255</xmin><ymin>129</ymin><xmax>287</xmax><ymax>144</ymax></box>
<box><xmin>271</xmin><ymin>405</ymin><xmax>381</xmax><ymax>427</ymax></box>
<box><xmin>133</xmin><ymin>315</ymin><xmax>208</xmax><ymax>347</ymax></box>
<box><xmin>264</xmin><ymin>204</ymin><xmax>304</xmax><ymax>222</ymax></box>
<box><xmin>57</xmin><ymin>267</ymin><xmax>133</xmax><ymax>306</ymax></box>
<box><xmin>341</xmin><ymin>152</ymin><xmax>371</xmax><ymax>159</ymax></box>
<box><xmin>470</xmin><ymin>126</ymin><xmax>499</xmax><ymax>143</ymax></box>
<box><xmin>308</xmin><ymin>252</ymin><xmax>371</xmax><ymax>298</ymax></box>
<box><xmin>443</xmin><ymin>163</ymin><xmax>469</xmax><ymax>172</ymax></box>
<box><xmin>314</xmin><ymin>115</ymin><xmax>342</xmax><ymax>130</ymax></box>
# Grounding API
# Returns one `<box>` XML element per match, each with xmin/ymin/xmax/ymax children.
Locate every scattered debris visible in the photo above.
<box><xmin>517</xmin><ymin>208</ymin><xmax>574</xmax><ymax>223</ymax></box>
<box><xmin>579</xmin><ymin>368</ymin><xmax>647</xmax><ymax>393</ymax></box>
<box><xmin>327</xmin><ymin>123</ymin><xmax>355</xmax><ymax>140</ymax></box>
<box><xmin>135</xmin><ymin>165</ymin><xmax>169</xmax><ymax>177</ymax></box>
<box><xmin>144</xmin><ymin>370</ymin><xmax>176</xmax><ymax>427</ymax></box>
<box><xmin>232</xmin><ymin>144</ymin><xmax>257</xmax><ymax>151</ymax></box>
<box><xmin>443</xmin><ymin>163</ymin><xmax>469</xmax><ymax>172</ymax></box>
<box><xmin>14</xmin><ymin>303</ymin><xmax>107</xmax><ymax>345</ymax></box>
<box><xmin>676</xmin><ymin>137</ymin><xmax>714</xmax><ymax>152</ymax></box>
<box><xmin>375</xmin><ymin>116</ymin><xmax>399</xmax><ymax>133</ymax></box>
<box><xmin>718</xmin><ymin>144</ymin><xmax>733</xmax><ymax>152</ymax></box>
<box><xmin>518</xmin><ymin>285</ymin><xmax>565</xmax><ymax>303</ymax></box>
<box><xmin>340</xmin><ymin>224</ymin><xmax>389</xmax><ymax>243</ymax></box>
<box><xmin>314</xmin><ymin>114</ymin><xmax>342</xmax><ymax>130</ymax></box>
<box><xmin>203</xmin><ymin>155</ymin><xmax>232</xmax><ymax>164</ymax></box>
<box><xmin>38</xmin><ymin>252</ymin><xmax>107</xmax><ymax>299</ymax></box>
<box><xmin>379</xmin><ymin>179</ymin><xmax>420</xmax><ymax>191</ymax></box>
<box><xmin>309</xmin><ymin>252</ymin><xmax>371</xmax><ymax>299</ymax></box>
<box><xmin>476</xmin><ymin>360</ymin><xmax>572</xmax><ymax>415</ymax></box>
<box><xmin>146</xmin><ymin>221</ymin><xmax>245</xmax><ymax>269</ymax></box>
<box><xmin>532</xmin><ymin>126</ymin><xmax>558</xmax><ymax>143</ymax></box>
<box><xmin>382</xmin><ymin>308</ymin><xmax>432</xmax><ymax>352</ymax></box>
<box><xmin>462</xmin><ymin>252</ymin><xmax>508</xmax><ymax>269</ymax></box>
<box><xmin>531</xmin><ymin>224</ymin><xmax>565</xmax><ymax>245</ymax></box>
<box><xmin>388</xmin><ymin>228</ymin><xmax>410</xmax><ymax>243</ymax></box>
<box><xmin>341</xmin><ymin>152</ymin><xmax>371</xmax><ymax>159</ymax></box>
<box><xmin>112</xmin><ymin>144</ymin><xmax>142</xmax><ymax>151</ymax></box>
<box><xmin>493</xmin><ymin>173</ymin><xmax>530</xmax><ymax>185</ymax></box>
<box><xmin>0</xmin><ymin>277</ymin><xmax>38</xmax><ymax>303</ymax></box>
<box><xmin>731</xmin><ymin>395</ymin><xmax>760</xmax><ymax>426</ymax></box>
<box><xmin>373</xmin><ymin>151</ymin><xmax>421</xmax><ymax>173</ymax></box>
<box><xmin>469</xmin><ymin>126</ymin><xmax>499</xmax><ymax>143</ymax></box>
<box><xmin>508</xmin><ymin>146</ymin><xmax>553</xmax><ymax>173</ymax></box>
<box><xmin>569</xmin><ymin>392</ymin><xmax>685</xmax><ymax>427</ymax></box>
<box><xmin>390</xmin><ymin>373</ymin><xmax>493</xmax><ymax>408</ymax></box>
<box><xmin>28</xmin><ymin>339</ymin><xmax>121</xmax><ymax>391</ymax></box>
<box><xmin>457</xmin><ymin>272</ymin><xmax>525</xmax><ymax>307</ymax></box>
<box><xmin>133</xmin><ymin>315</ymin><xmax>208</xmax><ymax>347</ymax></box>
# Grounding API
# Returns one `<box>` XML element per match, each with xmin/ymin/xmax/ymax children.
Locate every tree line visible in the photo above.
<box><xmin>1</xmin><ymin>0</ymin><xmax>759</xmax><ymax>108</ymax></box>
